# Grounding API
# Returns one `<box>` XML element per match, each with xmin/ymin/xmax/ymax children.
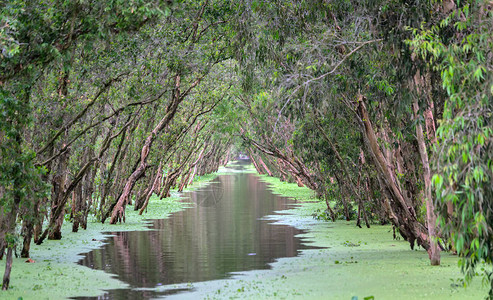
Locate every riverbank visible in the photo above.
<box><xmin>0</xmin><ymin>172</ymin><xmax>220</xmax><ymax>300</ymax></box>
<box><xmin>163</xmin><ymin>174</ymin><xmax>488</xmax><ymax>299</ymax></box>
<box><xmin>2</xmin><ymin>165</ymin><xmax>488</xmax><ymax>299</ymax></box>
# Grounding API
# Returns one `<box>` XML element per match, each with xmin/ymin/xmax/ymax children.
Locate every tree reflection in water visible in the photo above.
<box><xmin>76</xmin><ymin>173</ymin><xmax>318</xmax><ymax>299</ymax></box>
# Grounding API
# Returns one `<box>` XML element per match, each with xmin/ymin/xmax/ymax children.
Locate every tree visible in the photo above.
<box><xmin>409</xmin><ymin>0</ymin><xmax>493</xmax><ymax>295</ymax></box>
<box><xmin>228</xmin><ymin>0</ymin><xmax>441</xmax><ymax>260</ymax></box>
<box><xmin>0</xmin><ymin>0</ymin><xmax>173</xmax><ymax>288</ymax></box>
<box><xmin>0</xmin><ymin>88</ymin><xmax>48</xmax><ymax>289</ymax></box>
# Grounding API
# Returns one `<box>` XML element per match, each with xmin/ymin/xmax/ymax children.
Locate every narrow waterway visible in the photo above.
<box><xmin>76</xmin><ymin>166</ymin><xmax>318</xmax><ymax>299</ymax></box>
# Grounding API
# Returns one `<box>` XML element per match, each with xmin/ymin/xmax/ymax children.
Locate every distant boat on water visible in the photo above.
<box><xmin>238</xmin><ymin>154</ymin><xmax>249</xmax><ymax>160</ymax></box>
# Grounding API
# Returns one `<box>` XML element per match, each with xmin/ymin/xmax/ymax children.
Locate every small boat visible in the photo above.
<box><xmin>238</xmin><ymin>154</ymin><xmax>249</xmax><ymax>160</ymax></box>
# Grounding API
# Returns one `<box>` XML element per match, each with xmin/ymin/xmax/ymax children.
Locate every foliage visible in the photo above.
<box><xmin>0</xmin><ymin>0</ymin><xmax>492</xmax><ymax>297</ymax></box>
<box><xmin>408</xmin><ymin>1</ymin><xmax>493</xmax><ymax>296</ymax></box>
<box><xmin>0</xmin><ymin>88</ymin><xmax>48</xmax><ymax>242</ymax></box>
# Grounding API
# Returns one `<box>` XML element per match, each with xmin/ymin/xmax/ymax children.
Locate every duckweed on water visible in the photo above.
<box><xmin>162</xmin><ymin>174</ymin><xmax>488</xmax><ymax>300</ymax></box>
<box><xmin>0</xmin><ymin>172</ymin><xmax>219</xmax><ymax>300</ymax></box>
<box><xmin>1</xmin><ymin>169</ymin><xmax>489</xmax><ymax>299</ymax></box>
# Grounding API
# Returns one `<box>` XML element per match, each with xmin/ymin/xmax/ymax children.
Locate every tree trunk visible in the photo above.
<box><xmin>356</xmin><ymin>200</ymin><xmax>363</xmax><ymax>228</ymax></box>
<box><xmin>139</xmin><ymin>162</ymin><xmax>163</xmax><ymax>215</ymax></box>
<box><xmin>134</xmin><ymin>166</ymin><xmax>156</xmax><ymax>211</ymax></box>
<box><xmin>187</xmin><ymin>166</ymin><xmax>198</xmax><ymax>187</ymax></box>
<box><xmin>248</xmin><ymin>149</ymin><xmax>263</xmax><ymax>174</ymax></box>
<box><xmin>334</xmin><ymin>172</ymin><xmax>351</xmax><ymax>221</ymax></box>
<box><xmin>356</xmin><ymin>95</ymin><xmax>430</xmax><ymax>250</ymax></box>
<box><xmin>160</xmin><ymin>170</ymin><xmax>181</xmax><ymax>200</ymax></box>
<box><xmin>99</xmin><ymin>123</ymin><xmax>129</xmax><ymax>218</ymax></box>
<box><xmin>363</xmin><ymin>177</ymin><xmax>372</xmax><ymax>228</ymax></box>
<box><xmin>110</xmin><ymin>74</ymin><xmax>202</xmax><ymax>224</ymax></box>
<box><xmin>33</xmin><ymin>223</ymin><xmax>42</xmax><ymax>245</ymax></box>
<box><xmin>323</xmin><ymin>194</ymin><xmax>337</xmax><ymax>222</ymax></box>
<box><xmin>20</xmin><ymin>194</ymin><xmax>42</xmax><ymax>258</ymax></box>
<box><xmin>276</xmin><ymin>159</ymin><xmax>288</xmax><ymax>181</ymax></box>
<box><xmin>183</xmin><ymin>144</ymin><xmax>208</xmax><ymax>189</ymax></box>
<box><xmin>72</xmin><ymin>183</ymin><xmax>83</xmax><ymax>232</ymax></box>
<box><xmin>223</xmin><ymin>148</ymin><xmax>231</xmax><ymax>166</ymax></box>
<box><xmin>257</xmin><ymin>154</ymin><xmax>273</xmax><ymax>176</ymax></box>
<box><xmin>1</xmin><ymin>158</ymin><xmax>21</xmax><ymax>289</ymax></box>
<box><xmin>178</xmin><ymin>169</ymin><xmax>192</xmax><ymax>192</ymax></box>
<box><xmin>413</xmin><ymin>99</ymin><xmax>440</xmax><ymax>265</ymax></box>
<box><xmin>1</xmin><ymin>247</ymin><xmax>13</xmax><ymax>290</ymax></box>
<box><xmin>82</xmin><ymin>162</ymin><xmax>97</xmax><ymax>230</ymax></box>
<box><xmin>20</xmin><ymin>219</ymin><xmax>34</xmax><ymax>258</ymax></box>
<box><xmin>80</xmin><ymin>131</ymin><xmax>98</xmax><ymax>229</ymax></box>
<box><xmin>246</xmin><ymin>135</ymin><xmax>318</xmax><ymax>189</ymax></box>
<box><xmin>48</xmin><ymin>146</ymin><xmax>70</xmax><ymax>240</ymax></box>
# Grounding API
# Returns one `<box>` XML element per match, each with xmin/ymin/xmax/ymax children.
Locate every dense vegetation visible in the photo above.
<box><xmin>1</xmin><ymin>0</ymin><xmax>492</xmax><ymax>297</ymax></box>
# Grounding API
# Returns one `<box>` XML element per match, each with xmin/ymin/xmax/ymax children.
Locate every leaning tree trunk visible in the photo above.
<box><xmin>110</xmin><ymin>76</ymin><xmax>183</xmax><ymax>224</ymax></box>
<box><xmin>248</xmin><ymin>149</ymin><xmax>263</xmax><ymax>174</ymax></box>
<box><xmin>257</xmin><ymin>154</ymin><xmax>273</xmax><ymax>176</ymax></box>
<box><xmin>178</xmin><ymin>168</ymin><xmax>192</xmax><ymax>192</ymax></box>
<box><xmin>356</xmin><ymin>95</ymin><xmax>430</xmax><ymax>250</ymax></box>
<box><xmin>134</xmin><ymin>166</ymin><xmax>157</xmax><ymax>211</ymax></box>
<box><xmin>181</xmin><ymin>144</ymin><xmax>208</xmax><ymax>190</ymax></box>
<box><xmin>276</xmin><ymin>159</ymin><xmax>288</xmax><ymax>182</ymax></box>
<box><xmin>99</xmin><ymin>122</ymin><xmax>131</xmax><ymax>217</ymax></box>
<box><xmin>160</xmin><ymin>169</ymin><xmax>182</xmax><ymax>200</ymax></box>
<box><xmin>139</xmin><ymin>162</ymin><xmax>163</xmax><ymax>215</ymax></box>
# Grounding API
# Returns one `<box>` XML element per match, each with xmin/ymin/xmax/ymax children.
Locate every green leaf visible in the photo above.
<box><xmin>473</xmin><ymin>67</ymin><xmax>484</xmax><ymax>82</ymax></box>
<box><xmin>164</xmin><ymin>7</ymin><xmax>171</xmax><ymax>17</ymax></box>
<box><xmin>432</xmin><ymin>174</ymin><xmax>444</xmax><ymax>190</ymax></box>
<box><xmin>462</xmin><ymin>152</ymin><xmax>468</xmax><ymax>163</ymax></box>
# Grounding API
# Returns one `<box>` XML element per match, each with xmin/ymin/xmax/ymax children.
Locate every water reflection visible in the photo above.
<box><xmin>76</xmin><ymin>172</ymin><xmax>316</xmax><ymax>299</ymax></box>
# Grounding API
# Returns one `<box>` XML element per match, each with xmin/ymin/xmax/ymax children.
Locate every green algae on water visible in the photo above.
<box><xmin>160</xmin><ymin>174</ymin><xmax>488</xmax><ymax>300</ymax></box>
<box><xmin>3</xmin><ymin>168</ymin><xmax>488</xmax><ymax>299</ymax></box>
<box><xmin>0</xmin><ymin>171</ymin><xmax>220</xmax><ymax>300</ymax></box>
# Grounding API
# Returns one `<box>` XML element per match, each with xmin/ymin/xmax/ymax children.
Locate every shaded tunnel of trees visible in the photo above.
<box><xmin>0</xmin><ymin>0</ymin><xmax>492</xmax><ymax>297</ymax></box>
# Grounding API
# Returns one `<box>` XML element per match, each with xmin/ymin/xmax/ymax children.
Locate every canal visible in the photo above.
<box><xmin>76</xmin><ymin>165</ymin><xmax>317</xmax><ymax>299</ymax></box>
